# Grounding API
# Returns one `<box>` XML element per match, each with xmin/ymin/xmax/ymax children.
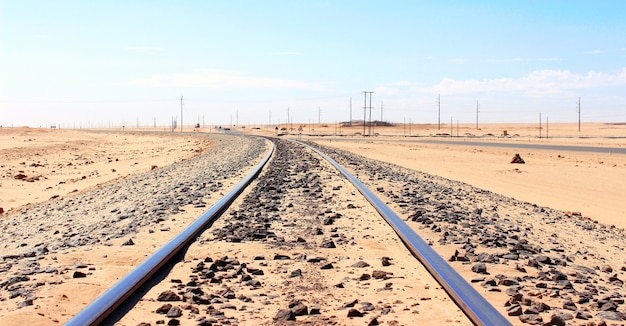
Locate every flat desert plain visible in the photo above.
<box><xmin>248</xmin><ymin>122</ymin><xmax>626</xmax><ymax>230</ymax></box>
<box><xmin>0</xmin><ymin>123</ymin><xmax>624</xmax><ymax>325</ymax></box>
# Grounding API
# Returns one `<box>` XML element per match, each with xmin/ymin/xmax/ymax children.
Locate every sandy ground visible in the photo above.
<box><xmin>245</xmin><ymin>122</ymin><xmax>626</xmax><ymax>229</ymax></box>
<box><xmin>0</xmin><ymin>128</ymin><xmax>213</xmax><ymax>214</ymax></box>
<box><xmin>0</xmin><ymin>123</ymin><xmax>624</xmax><ymax>325</ymax></box>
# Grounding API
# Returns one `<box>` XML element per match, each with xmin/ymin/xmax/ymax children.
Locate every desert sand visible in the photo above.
<box><xmin>246</xmin><ymin>122</ymin><xmax>626</xmax><ymax>229</ymax></box>
<box><xmin>0</xmin><ymin>123</ymin><xmax>624</xmax><ymax>325</ymax></box>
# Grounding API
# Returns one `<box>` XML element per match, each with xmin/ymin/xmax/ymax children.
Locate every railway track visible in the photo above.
<box><xmin>67</xmin><ymin>137</ymin><xmax>510</xmax><ymax>325</ymax></box>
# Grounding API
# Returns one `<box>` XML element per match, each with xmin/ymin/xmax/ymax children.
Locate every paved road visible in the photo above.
<box><xmin>315</xmin><ymin>137</ymin><xmax>626</xmax><ymax>155</ymax></box>
<box><xmin>416</xmin><ymin>139</ymin><xmax>626</xmax><ymax>154</ymax></box>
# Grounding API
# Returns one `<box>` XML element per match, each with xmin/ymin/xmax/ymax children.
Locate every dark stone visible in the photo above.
<box><xmin>535</xmin><ymin>255</ymin><xmax>552</xmax><ymax>265</ymax></box>
<box><xmin>18</xmin><ymin>299</ymin><xmax>33</xmax><ymax>308</ymax></box>
<box><xmin>476</xmin><ymin>252</ymin><xmax>497</xmax><ymax>263</ymax></box>
<box><xmin>576</xmin><ymin>311</ymin><xmax>592</xmax><ymax>320</ymax></box>
<box><xmin>481</xmin><ymin>278</ymin><xmax>497</xmax><ymax>287</ymax></box>
<box><xmin>502</xmin><ymin>254</ymin><xmax>519</xmax><ymax>260</ymax></box>
<box><xmin>472</xmin><ymin>263</ymin><xmax>488</xmax><ymax>274</ymax></box>
<box><xmin>381</xmin><ymin>257</ymin><xmax>392</xmax><ymax>266</ymax></box>
<box><xmin>274</xmin><ymin>309</ymin><xmax>295</xmax><ymax>321</ymax></box>
<box><xmin>167</xmin><ymin>306</ymin><xmax>183</xmax><ymax>318</ymax></box>
<box><xmin>245</xmin><ymin>279</ymin><xmax>261</xmax><ymax>287</ymax></box>
<box><xmin>289</xmin><ymin>269</ymin><xmax>302</xmax><ymax>278</ymax></box>
<box><xmin>273</xmin><ymin>254</ymin><xmax>290</xmax><ymax>260</ymax></box>
<box><xmin>519</xmin><ymin>314</ymin><xmax>543</xmax><ymax>325</ymax></box>
<box><xmin>358</xmin><ymin>273</ymin><xmax>371</xmax><ymax>281</ymax></box>
<box><xmin>562</xmin><ymin>300</ymin><xmax>577</xmax><ymax>311</ymax></box>
<box><xmin>511</xmin><ymin>154</ymin><xmax>525</xmax><ymax>164</ymax></box>
<box><xmin>600</xmin><ymin>302</ymin><xmax>617</xmax><ymax>311</ymax></box>
<box><xmin>548</xmin><ymin>314</ymin><xmax>566</xmax><ymax>326</ymax></box>
<box><xmin>347</xmin><ymin>308</ymin><xmax>363</xmax><ymax>317</ymax></box>
<box><xmin>291</xmin><ymin>303</ymin><xmax>308</xmax><ymax>316</ymax></box>
<box><xmin>321</xmin><ymin>240</ymin><xmax>336</xmax><ymax>248</ymax></box>
<box><xmin>351</xmin><ymin>261</ymin><xmax>370</xmax><ymax>268</ymax></box>
<box><xmin>73</xmin><ymin>271</ymin><xmax>87</xmax><ymax>278</ymax></box>
<box><xmin>156</xmin><ymin>304</ymin><xmax>173</xmax><ymax>313</ymax></box>
<box><xmin>307</xmin><ymin>257</ymin><xmax>325</xmax><ymax>263</ymax></box>
<box><xmin>372</xmin><ymin>270</ymin><xmax>391</xmax><ymax>279</ymax></box>
<box><xmin>507</xmin><ymin>305</ymin><xmax>523</xmax><ymax>316</ymax></box>
<box><xmin>498</xmin><ymin>278</ymin><xmax>519</xmax><ymax>286</ymax></box>
<box><xmin>247</xmin><ymin>267</ymin><xmax>264</xmax><ymax>275</ymax></box>
<box><xmin>524</xmin><ymin>306</ymin><xmax>539</xmax><ymax>314</ymax></box>
<box><xmin>597</xmin><ymin>311</ymin><xmax>622</xmax><ymax>321</ymax></box>
<box><xmin>122</xmin><ymin>238</ymin><xmax>135</xmax><ymax>246</ymax></box>
<box><xmin>320</xmin><ymin>263</ymin><xmax>334</xmax><ymax>270</ymax></box>
<box><xmin>158</xmin><ymin>290</ymin><xmax>181</xmax><ymax>302</ymax></box>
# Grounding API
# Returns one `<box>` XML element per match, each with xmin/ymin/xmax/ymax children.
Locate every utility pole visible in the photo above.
<box><xmin>546</xmin><ymin>116</ymin><xmax>549</xmax><ymax>138</ymax></box>
<box><xmin>368</xmin><ymin>92</ymin><xmax>374</xmax><ymax>136</ymax></box>
<box><xmin>349</xmin><ymin>98</ymin><xmax>352</xmax><ymax>125</ymax></box>
<box><xmin>476</xmin><ymin>100</ymin><xmax>480</xmax><ymax>130</ymax></box>
<box><xmin>577</xmin><ymin>96</ymin><xmax>581</xmax><ymax>132</ymax></box>
<box><xmin>438</xmin><ymin>94</ymin><xmax>441</xmax><ymax>130</ymax></box>
<box><xmin>362</xmin><ymin>91</ymin><xmax>373</xmax><ymax>135</ymax></box>
<box><xmin>180</xmin><ymin>96</ymin><xmax>184</xmax><ymax>132</ymax></box>
<box><xmin>287</xmin><ymin>107</ymin><xmax>289</xmax><ymax>130</ymax></box>
<box><xmin>362</xmin><ymin>92</ymin><xmax>367</xmax><ymax>135</ymax></box>
<box><xmin>403</xmin><ymin>117</ymin><xmax>406</xmax><ymax>136</ymax></box>
<box><xmin>539</xmin><ymin>112</ymin><xmax>542</xmax><ymax>139</ymax></box>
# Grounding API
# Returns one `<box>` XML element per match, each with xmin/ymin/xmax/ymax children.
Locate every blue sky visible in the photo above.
<box><xmin>1</xmin><ymin>1</ymin><xmax>625</xmax><ymax>128</ymax></box>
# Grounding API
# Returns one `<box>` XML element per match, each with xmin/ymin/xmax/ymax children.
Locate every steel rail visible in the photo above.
<box><xmin>297</xmin><ymin>140</ymin><xmax>511</xmax><ymax>326</ymax></box>
<box><xmin>66</xmin><ymin>141</ymin><xmax>275</xmax><ymax>326</ymax></box>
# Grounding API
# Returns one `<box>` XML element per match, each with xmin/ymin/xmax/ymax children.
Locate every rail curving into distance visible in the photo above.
<box><xmin>66</xmin><ymin>141</ymin><xmax>275</xmax><ymax>326</ymax></box>
<box><xmin>297</xmin><ymin>140</ymin><xmax>511</xmax><ymax>326</ymax></box>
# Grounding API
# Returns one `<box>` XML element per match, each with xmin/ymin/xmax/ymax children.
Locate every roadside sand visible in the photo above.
<box><xmin>0</xmin><ymin>124</ymin><xmax>624</xmax><ymax>325</ymax></box>
<box><xmin>0</xmin><ymin>128</ymin><xmax>213</xmax><ymax>214</ymax></box>
<box><xmin>246</xmin><ymin>122</ymin><xmax>626</xmax><ymax>229</ymax></box>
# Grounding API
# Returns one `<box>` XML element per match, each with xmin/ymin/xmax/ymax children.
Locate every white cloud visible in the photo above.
<box><xmin>585</xmin><ymin>50</ymin><xmax>605</xmax><ymax>55</ymax></box>
<box><xmin>484</xmin><ymin>57</ymin><xmax>526</xmax><ymax>63</ymax></box>
<box><xmin>537</xmin><ymin>57</ymin><xmax>561</xmax><ymax>61</ymax></box>
<box><xmin>272</xmin><ymin>51</ymin><xmax>302</xmax><ymax>56</ymax></box>
<box><xmin>431</xmin><ymin>68</ymin><xmax>626</xmax><ymax>97</ymax></box>
<box><xmin>449</xmin><ymin>58</ymin><xmax>470</xmax><ymax>64</ymax></box>
<box><xmin>122</xmin><ymin>69</ymin><xmax>326</xmax><ymax>91</ymax></box>
<box><xmin>123</xmin><ymin>46</ymin><xmax>162</xmax><ymax>55</ymax></box>
<box><xmin>484</xmin><ymin>57</ymin><xmax>562</xmax><ymax>63</ymax></box>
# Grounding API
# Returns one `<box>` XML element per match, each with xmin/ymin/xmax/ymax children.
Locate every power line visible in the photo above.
<box><xmin>476</xmin><ymin>100</ymin><xmax>480</xmax><ymax>130</ymax></box>
<box><xmin>349</xmin><ymin>97</ymin><xmax>352</xmax><ymax>126</ymax></box>
<box><xmin>577</xmin><ymin>97</ymin><xmax>581</xmax><ymax>132</ymax></box>
<box><xmin>438</xmin><ymin>94</ymin><xmax>441</xmax><ymax>130</ymax></box>
<box><xmin>362</xmin><ymin>91</ymin><xmax>373</xmax><ymax>136</ymax></box>
<box><xmin>180</xmin><ymin>96</ymin><xmax>184</xmax><ymax>132</ymax></box>
<box><xmin>368</xmin><ymin>92</ymin><xmax>374</xmax><ymax>136</ymax></box>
